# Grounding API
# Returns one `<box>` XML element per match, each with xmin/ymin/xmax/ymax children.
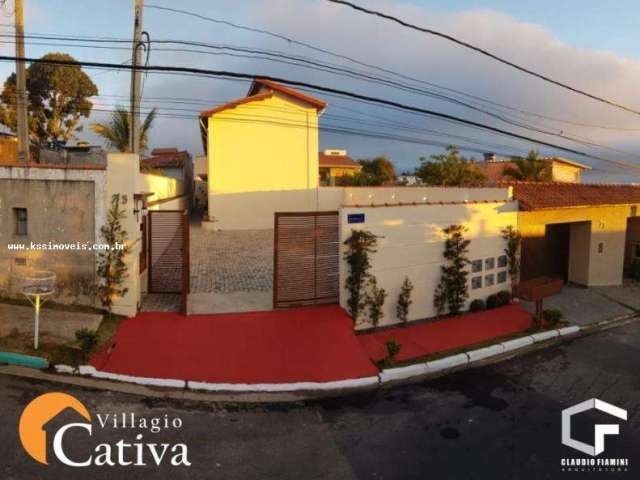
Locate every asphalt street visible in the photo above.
<box><xmin>2</xmin><ymin>321</ymin><xmax>639</xmax><ymax>480</ymax></box>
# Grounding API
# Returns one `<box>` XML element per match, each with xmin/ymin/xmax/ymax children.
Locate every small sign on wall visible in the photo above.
<box><xmin>347</xmin><ymin>213</ymin><xmax>365</xmax><ymax>224</ymax></box>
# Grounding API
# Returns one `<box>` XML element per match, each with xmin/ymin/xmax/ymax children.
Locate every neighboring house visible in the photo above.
<box><xmin>199</xmin><ymin>78</ymin><xmax>328</xmax><ymax>230</ymax></box>
<box><xmin>504</xmin><ymin>182</ymin><xmax>640</xmax><ymax>285</ymax></box>
<box><xmin>0</xmin><ymin>153</ymin><xmax>187</xmax><ymax>316</ymax></box>
<box><xmin>477</xmin><ymin>153</ymin><xmax>591</xmax><ymax>184</ymax></box>
<box><xmin>141</xmin><ymin>148</ymin><xmax>193</xmax><ymax>182</ymax></box>
<box><xmin>319</xmin><ymin>150</ymin><xmax>361</xmax><ymax>185</ymax></box>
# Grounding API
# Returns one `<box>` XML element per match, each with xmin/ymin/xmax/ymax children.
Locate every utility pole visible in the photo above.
<box><xmin>14</xmin><ymin>0</ymin><xmax>29</xmax><ymax>164</ymax></box>
<box><xmin>130</xmin><ymin>0</ymin><xmax>143</xmax><ymax>153</ymax></box>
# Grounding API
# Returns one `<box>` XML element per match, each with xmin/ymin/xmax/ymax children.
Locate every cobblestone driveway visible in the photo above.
<box><xmin>190</xmin><ymin>224</ymin><xmax>273</xmax><ymax>294</ymax></box>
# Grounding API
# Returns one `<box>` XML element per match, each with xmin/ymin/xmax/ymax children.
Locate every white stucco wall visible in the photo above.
<box><xmin>340</xmin><ymin>200</ymin><xmax>519</xmax><ymax>329</ymax></box>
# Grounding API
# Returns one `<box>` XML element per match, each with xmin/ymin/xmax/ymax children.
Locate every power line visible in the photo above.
<box><xmin>5</xmin><ymin>30</ymin><xmax>640</xmax><ymax>134</ymax></box>
<box><xmin>326</xmin><ymin>0</ymin><xmax>640</xmax><ymax>117</ymax></box>
<box><xmin>1</xmin><ymin>53</ymin><xmax>639</xmax><ymax>172</ymax></box>
<box><xmin>143</xmin><ymin>5</ymin><xmax>640</xmax><ymax>132</ymax></box>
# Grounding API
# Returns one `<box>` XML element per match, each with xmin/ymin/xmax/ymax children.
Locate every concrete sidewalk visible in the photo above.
<box><xmin>521</xmin><ymin>282</ymin><xmax>640</xmax><ymax>326</ymax></box>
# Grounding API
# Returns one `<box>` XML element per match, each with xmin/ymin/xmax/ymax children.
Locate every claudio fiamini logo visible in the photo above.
<box><xmin>561</xmin><ymin>398</ymin><xmax>629</xmax><ymax>472</ymax></box>
<box><xmin>19</xmin><ymin>392</ymin><xmax>191</xmax><ymax>468</ymax></box>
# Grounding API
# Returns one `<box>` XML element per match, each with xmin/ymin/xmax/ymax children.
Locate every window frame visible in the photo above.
<box><xmin>14</xmin><ymin>208</ymin><xmax>28</xmax><ymax>236</ymax></box>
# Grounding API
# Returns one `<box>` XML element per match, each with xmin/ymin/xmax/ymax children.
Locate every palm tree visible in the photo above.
<box><xmin>91</xmin><ymin>106</ymin><xmax>157</xmax><ymax>153</ymax></box>
<box><xmin>503</xmin><ymin>150</ymin><xmax>552</xmax><ymax>182</ymax></box>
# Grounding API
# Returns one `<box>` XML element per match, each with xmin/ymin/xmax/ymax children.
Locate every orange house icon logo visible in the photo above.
<box><xmin>18</xmin><ymin>392</ymin><xmax>91</xmax><ymax>465</ymax></box>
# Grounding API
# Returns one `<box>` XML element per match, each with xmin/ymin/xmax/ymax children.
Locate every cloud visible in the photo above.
<box><xmin>96</xmin><ymin>0</ymin><xmax>640</xmax><ymax>179</ymax></box>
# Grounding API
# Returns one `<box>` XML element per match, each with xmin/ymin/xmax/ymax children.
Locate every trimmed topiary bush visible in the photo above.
<box><xmin>542</xmin><ymin>309</ymin><xmax>563</xmax><ymax>326</ymax></box>
<box><xmin>486</xmin><ymin>293</ymin><xmax>500</xmax><ymax>309</ymax></box>
<box><xmin>496</xmin><ymin>290</ymin><xmax>512</xmax><ymax>307</ymax></box>
<box><xmin>469</xmin><ymin>299</ymin><xmax>485</xmax><ymax>312</ymax></box>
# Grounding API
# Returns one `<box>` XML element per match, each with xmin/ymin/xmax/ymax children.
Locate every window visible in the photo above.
<box><xmin>471</xmin><ymin>276</ymin><xmax>482</xmax><ymax>290</ymax></box>
<box><xmin>14</xmin><ymin>208</ymin><xmax>27</xmax><ymax>236</ymax></box>
<box><xmin>471</xmin><ymin>259</ymin><xmax>482</xmax><ymax>273</ymax></box>
<box><xmin>485</xmin><ymin>257</ymin><xmax>495</xmax><ymax>270</ymax></box>
<box><xmin>598</xmin><ymin>242</ymin><xmax>604</xmax><ymax>254</ymax></box>
<box><xmin>497</xmin><ymin>255</ymin><xmax>508</xmax><ymax>268</ymax></box>
<box><xmin>497</xmin><ymin>271</ymin><xmax>507</xmax><ymax>284</ymax></box>
<box><xmin>485</xmin><ymin>273</ymin><xmax>495</xmax><ymax>287</ymax></box>
<box><xmin>633</xmin><ymin>242</ymin><xmax>640</xmax><ymax>260</ymax></box>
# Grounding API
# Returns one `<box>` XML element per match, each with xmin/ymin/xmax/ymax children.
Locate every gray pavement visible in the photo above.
<box><xmin>2</xmin><ymin>320</ymin><xmax>639</xmax><ymax>479</ymax></box>
<box><xmin>522</xmin><ymin>282</ymin><xmax>640</xmax><ymax>326</ymax></box>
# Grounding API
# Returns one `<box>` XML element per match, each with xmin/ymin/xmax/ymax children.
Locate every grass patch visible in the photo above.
<box><xmin>0</xmin><ymin>295</ymin><xmax>104</xmax><ymax>315</ymax></box>
<box><xmin>95</xmin><ymin>313</ymin><xmax>126</xmax><ymax>351</ymax></box>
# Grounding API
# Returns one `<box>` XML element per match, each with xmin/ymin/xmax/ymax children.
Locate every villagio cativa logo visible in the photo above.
<box><xmin>18</xmin><ymin>392</ymin><xmax>191</xmax><ymax>468</ymax></box>
<box><xmin>560</xmin><ymin>398</ymin><xmax>629</xmax><ymax>473</ymax></box>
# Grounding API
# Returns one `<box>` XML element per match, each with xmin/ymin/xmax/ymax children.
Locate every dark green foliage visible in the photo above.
<box><xmin>0</xmin><ymin>52</ymin><xmax>98</xmax><ymax>144</ymax></box>
<box><xmin>383</xmin><ymin>339</ymin><xmax>402</xmax><ymax>367</ymax></box>
<box><xmin>434</xmin><ymin>225</ymin><xmax>471</xmax><ymax>316</ymax></box>
<box><xmin>96</xmin><ymin>194</ymin><xmax>130</xmax><ymax>315</ymax></box>
<box><xmin>486</xmin><ymin>294</ymin><xmax>500</xmax><ymax>309</ymax></box>
<box><xmin>343</xmin><ymin>230</ymin><xmax>379</xmax><ymax>322</ymax></box>
<box><xmin>416</xmin><ymin>145</ymin><xmax>487</xmax><ymax>187</ymax></box>
<box><xmin>501</xmin><ymin>225</ymin><xmax>522</xmax><ymax>293</ymax></box>
<box><xmin>91</xmin><ymin>106</ymin><xmax>157</xmax><ymax>153</ymax></box>
<box><xmin>630</xmin><ymin>259</ymin><xmax>640</xmax><ymax>281</ymax></box>
<box><xmin>542</xmin><ymin>309</ymin><xmax>563</xmax><ymax>326</ymax></box>
<box><xmin>503</xmin><ymin>150</ymin><xmax>552</xmax><ymax>182</ymax></box>
<box><xmin>469</xmin><ymin>299</ymin><xmax>485</xmax><ymax>312</ymax></box>
<box><xmin>496</xmin><ymin>290</ymin><xmax>512</xmax><ymax>307</ymax></box>
<box><xmin>365</xmin><ymin>276</ymin><xmax>387</xmax><ymax>327</ymax></box>
<box><xmin>75</xmin><ymin>328</ymin><xmax>99</xmax><ymax>361</ymax></box>
<box><xmin>335</xmin><ymin>156</ymin><xmax>396</xmax><ymax>186</ymax></box>
<box><xmin>396</xmin><ymin>276</ymin><xmax>413</xmax><ymax>323</ymax></box>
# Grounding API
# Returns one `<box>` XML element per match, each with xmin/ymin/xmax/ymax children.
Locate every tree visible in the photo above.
<box><xmin>91</xmin><ymin>106</ymin><xmax>157</xmax><ymax>153</ymax></box>
<box><xmin>503</xmin><ymin>150</ymin><xmax>552</xmax><ymax>182</ymax></box>
<box><xmin>434</xmin><ymin>225</ymin><xmax>471</xmax><ymax>316</ymax></box>
<box><xmin>0</xmin><ymin>53</ymin><xmax>98</xmax><ymax>145</ymax></box>
<box><xmin>416</xmin><ymin>145</ymin><xmax>487</xmax><ymax>186</ymax></box>
<box><xmin>501</xmin><ymin>225</ymin><xmax>522</xmax><ymax>295</ymax></box>
<box><xmin>96</xmin><ymin>194</ymin><xmax>130</xmax><ymax>317</ymax></box>
<box><xmin>359</xmin><ymin>156</ymin><xmax>396</xmax><ymax>183</ymax></box>
<box><xmin>343</xmin><ymin>230</ymin><xmax>379</xmax><ymax>322</ymax></box>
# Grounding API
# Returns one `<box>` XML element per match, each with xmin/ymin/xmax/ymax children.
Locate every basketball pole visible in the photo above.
<box><xmin>34</xmin><ymin>294</ymin><xmax>40</xmax><ymax>350</ymax></box>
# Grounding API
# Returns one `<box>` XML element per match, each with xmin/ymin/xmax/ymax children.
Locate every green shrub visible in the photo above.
<box><xmin>469</xmin><ymin>299</ymin><xmax>485</xmax><ymax>312</ymax></box>
<box><xmin>365</xmin><ymin>276</ymin><xmax>387</xmax><ymax>327</ymax></box>
<box><xmin>631</xmin><ymin>259</ymin><xmax>640</xmax><ymax>281</ymax></box>
<box><xmin>383</xmin><ymin>339</ymin><xmax>402</xmax><ymax>367</ymax></box>
<box><xmin>486</xmin><ymin>294</ymin><xmax>500</xmax><ymax>309</ymax></box>
<box><xmin>396</xmin><ymin>277</ymin><xmax>413</xmax><ymax>323</ymax></box>
<box><xmin>75</xmin><ymin>328</ymin><xmax>99</xmax><ymax>361</ymax></box>
<box><xmin>496</xmin><ymin>290</ymin><xmax>512</xmax><ymax>307</ymax></box>
<box><xmin>542</xmin><ymin>309</ymin><xmax>563</xmax><ymax>326</ymax></box>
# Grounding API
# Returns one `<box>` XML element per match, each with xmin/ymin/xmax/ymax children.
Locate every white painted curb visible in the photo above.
<box><xmin>91</xmin><ymin>370</ymin><xmax>186</xmax><ymax>388</ymax></box>
<box><xmin>530</xmin><ymin>330</ymin><xmax>560</xmax><ymax>342</ymax></box>
<box><xmin>426</xmin><ymin>353</ymin><xmax>469</xmax><ymax>373</ymax></box>
<box><xmin>55</xmin><ymin>364</ymin><xmax>76</xmax><ymax>374</ymax></box>
<box><xmin>500</xmin><ymin>336</ymin><xmax>534</xmax><ymax>352</ymax></box>
<box><xmin>78</xmin><ymin>365</ymin><xmax>96</xmax><ymax>375</ymax></box>
<box><xmin>467</xmin><ymin>344</ymin><xmax>505</xmax><ymax>362</ymax></box>
<box><xmin>379</xmin><ymin>363</ymin><xmax>429</xmax><ymax>383</ymax></box>
<box><xmin>187</xmin><ymin>376</ymin><xmax>379</xmax><ymax>393</ymax></box>
<box><xmin>557</xmin><ymin>326</ymin><xmax>581</xmax><ymax>336</ymax></box>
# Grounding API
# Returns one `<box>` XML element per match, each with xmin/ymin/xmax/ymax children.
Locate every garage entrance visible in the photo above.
<box><xmin>625</xmin><ymin>216</ymin><xmax>640</xmax><ymax>275</ymax></box>
<box><xmin>273</xmin><ymin>211</ymin><xmax>339</xmax><ymax>308</ymax></box>
<box><xmin>148</xmin><ymin>210</ymin><xmax>190</xmax><ymax>313</ymax></box>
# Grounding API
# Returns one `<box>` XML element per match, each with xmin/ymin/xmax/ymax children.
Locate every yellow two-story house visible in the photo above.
<box><xmin>199</xmin><ymin>78</ymin><xmax>331</xmax><ymax>230</ymax></box>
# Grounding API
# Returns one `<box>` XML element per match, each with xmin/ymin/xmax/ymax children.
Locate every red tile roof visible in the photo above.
<box><xmin>319</xmin><ymin>153</ymin><xmax>361</xmax><ymax>169</ymax></box>
<box><xmin>199</xmin><ymin>92</ymin><xmax>274</xmax><ymax>118</ymax></box>
<box><xmin>141</xmin><ymin>149</ymin><xmax>190</xmax><ymax>169</ymax></box>
<box><xmin>477</xmin><ymin>158</ymin><xmax>591</xmax><ymax>184</ymax></box>
<box><xmin>248</xmin><ymin>78</ymin><xmax>326</xmax><ymax>111</ymax></box>
<box><xmin>502</xmin><ymin>182</ymin><xmax>640</xmax><ymax>210</ymax></box>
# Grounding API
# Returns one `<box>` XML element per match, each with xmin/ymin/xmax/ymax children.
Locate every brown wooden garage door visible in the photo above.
<box><xmin>148</xmin><ymin>210</ymin><xmax>190</xmax><ymax>313</ymax></box>
<box><xmin>274</xmin><ymin>212</ymin><xmax>340</xmax><ymax>308</ymax></box>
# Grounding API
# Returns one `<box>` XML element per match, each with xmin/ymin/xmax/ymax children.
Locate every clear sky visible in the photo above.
<box><xmin>1</xmin><ymin>0</ymin><xmax>639</xmax><ymax>182</ymax></box>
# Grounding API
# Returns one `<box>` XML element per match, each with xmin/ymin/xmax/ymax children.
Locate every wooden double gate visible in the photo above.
<box><xmin>148</xmin><ymin>210</ymin><xmax>190</xmax><ymax>313</ymax></box>
<box><xmin>274</xmin><ymin>211</ymin><xmax>340</xmax><ymax>309</ymax></box>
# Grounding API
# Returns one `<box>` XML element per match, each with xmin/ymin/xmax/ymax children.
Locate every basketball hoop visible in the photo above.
<box><xmin>21</xmin><ymin>270</ymin><xmax>56</xmax><ymax>350</ymax></box>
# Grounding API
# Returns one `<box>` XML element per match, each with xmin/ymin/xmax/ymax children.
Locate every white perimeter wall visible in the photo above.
<box><xmin>340</xmin><ymin>201</ymin><xmax>519</xmax><ymax>329</ymax></box>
